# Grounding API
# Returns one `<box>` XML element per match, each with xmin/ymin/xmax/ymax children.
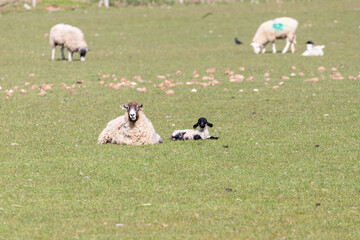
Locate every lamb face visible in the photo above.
<box><xmin>121</xmin><ymin>102</ymin><xmax>143</xmax><ymax>122</ymax></box>
<box><xmin>193</xmin><ymin>117</ymin><xmax>213</xmax><ymax>129</ymax></box>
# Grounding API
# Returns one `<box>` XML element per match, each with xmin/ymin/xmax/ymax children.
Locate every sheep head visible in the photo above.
<box><xmin>121</xmin><ymin>102</ymin><xmax>143</xmax><ymax>122</ymax></box>
<box><xmin>193</xmin><ymin>118</ymin><xmax>213</xmax><ymax>129</ymax></box>
<box><xmin>79</xmin><ymin>48</ymin><xmax>88</xmax><ymax>62</ymax></box>
<box><xmin>250</xmin><ymin>42</ymin><xmax>261</xmax><ymax>54</ymax></box>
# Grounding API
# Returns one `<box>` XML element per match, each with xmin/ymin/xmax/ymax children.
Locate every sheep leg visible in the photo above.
<box><xmin>282</xmin><ymin>38</ymin><xmax>291</xmax><ymax>54</ymax></box>
<box><xmin>261</xmin><ymin>43</ymin><xmax>267</xmax><ymax>54</ymax></box>
<box><xmin>194</xmin><ymin>135</ymin><xmax>202</xmax><ymax>140</ymax></box>
<box><xmin>291</xmin><ymin>41</ymin><xmax>296</xmax><ymax>53</ymax></box>
<box><xmin>68</xmin><ymin>50</ymin><xmax>73</xmax><ymax>61</ymax></box>
<box><xmin>61</xmin><ymin>46</ymin><xmax>65</xmax><ymax>60</ymax></box>
<box><xmin>290</xmin><ymin>34</ymin><xmax>296</xmax><ymax>53</ymax></box>
<box><xmin>51</xmin><ymin>48</ymin><xmax>55</xmax><ymax>61</ymax></box>
<box><xmin>209</xmin><ymin>136</ymin><xmax>219</xmax><ymax>140</ymax></box>
<box><xmin>272</xmin><ymin>42</ymin><xmax>276</xmax><ymax>53</ymax></box>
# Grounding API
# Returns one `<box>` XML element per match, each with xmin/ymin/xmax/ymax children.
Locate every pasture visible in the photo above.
<box><xmin>0</xmin><ymin>0</ymin><xmax>360</xmax><ymax>239</ymax></box>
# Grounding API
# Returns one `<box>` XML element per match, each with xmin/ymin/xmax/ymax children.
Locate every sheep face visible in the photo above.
<box><xmin>79</xmin><ymin>48</ymin><xmax>88</xmax><ymax>62</ymax></box>
<box><xmin>121</xmin><ymin>102</ymin><xmax>143</xmax><ymax>122</ymax></box>
<box><xmin>251</xmin><ymin>42</ymin><xmax>262</xmax><ymax>54</ymax></box>
<box><xmin>193</xmin><ymin>118</ymin><xmax>213</xmax><ymax>129</ymax></box>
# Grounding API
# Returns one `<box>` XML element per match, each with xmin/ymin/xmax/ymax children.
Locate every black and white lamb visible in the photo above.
<box><xmin>302</xmin><ymin>40</ymin><xmax>325</xmax><ymax>56</ymax></box>
<box><xmin>170</xmin><ymin>118</ymin><xmax>219</xmax><ymax>141</ymax></box>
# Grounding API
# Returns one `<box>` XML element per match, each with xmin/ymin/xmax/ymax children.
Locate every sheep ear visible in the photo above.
<box><xmin>207</xmin><ymin>122</ymin><xmax>213</xmax><ymax>128</ymax></box>
<box><xmin>120</xmin><ymin>104</ymin><xmax>128</xmax><ymax>110</ymax></box>
<box><xmin>193</xmin><ymin>123</ymin><xmax>199</xmax><ymax>129</ymax></box>
<box><xmin>138</xmin><ymin>104</ymin><xmax>143</xmax><ymax>110</ymax></box>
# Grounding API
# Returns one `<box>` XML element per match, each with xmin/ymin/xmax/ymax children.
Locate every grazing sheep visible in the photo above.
<box><xmin>49</xmin><ymin>23</ymin><xmax>88</xmax><ymax>62</ymax></box>
<box><xmin>251</xmin><ymin>17</ymin><xmax>298</xmax><ymax>54</ymax></box>
<box><xmin>170</xmin><ymin>118</ymin><xmax>219</xmax><ymax>141</ymax></box>
<box><xmin>97</xmin><ymin>102</ymin><xmax>163</xmax><ymax>145</ymax></box>
<box><xmin>302</xmin><ymin>40</ymin><xmax>325</xmax><ymax>56</ymax></box>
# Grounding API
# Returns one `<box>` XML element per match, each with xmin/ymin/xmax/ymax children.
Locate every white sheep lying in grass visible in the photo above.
<box><xmin>97</xmin><ymin>102</ymin><xmax>163</xmax><ymax>145</ymax></box>
<box><xmin>302</xmin><ymin>40</ymin><xmax>325</xmax><ymax>56</ymax></box>
<box><xmin>49</xmin><ymin>23</ymin><xmax>88</xmax><ymax>62</ymax></box>
<box><xmin>170</xmin><ymin>118</ymin><xmax>219</xmax><ymax>141</ymax></box>
<box><xmin>251</xmin><ymin>17</ymin><xmax>298</xmax><ymax>54</ymax></box>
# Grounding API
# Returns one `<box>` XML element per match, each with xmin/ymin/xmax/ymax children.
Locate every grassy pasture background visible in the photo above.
<box><xmin>1</xmin><ymin>0</ymin><xmax>360</xmax><ymax>239</ymax></box>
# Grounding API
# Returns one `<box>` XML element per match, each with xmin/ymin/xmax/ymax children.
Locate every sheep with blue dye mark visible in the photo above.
<box><xmin>250</xmin><ymin>17</ymin><xmax>298</xmax><ymax>54</ymax></box>
<box><xmin>50</xmin><ymin>23</ymin><xmax>88</xmax><ymax>62</ymax></box>
<box><xmin>170</xmin><ymin>118</ymin><xmax>219</xmax><ymax>141</ymax></box>
<box><xmin>98</xmin><ymin>102</ymin><xmax>163</xmax><ymax>145</ymax></box>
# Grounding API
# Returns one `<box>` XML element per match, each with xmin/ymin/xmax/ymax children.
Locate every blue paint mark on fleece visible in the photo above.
<box><xmin>272</xmin><ymin>23</ymin><xmax>284</xmax><ymax>32</ymax></box>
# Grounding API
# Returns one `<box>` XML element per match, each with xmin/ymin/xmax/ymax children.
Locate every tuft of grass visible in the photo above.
<box><xmin>0</xmin><ymin>1</ymin><xmax>360</xmax><ymax>239</ymax></box>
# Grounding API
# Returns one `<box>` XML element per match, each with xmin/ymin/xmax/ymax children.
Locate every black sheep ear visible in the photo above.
<box><xmin>207</xmin><ymin>122</ymin><xmax>213</xmax><ymax>127</ymax></box>
<box><xmin>120</xmin><ymin>104</ymin><xmax>128</xmax><ymax>110</ymax></box>
<box><xmin>193</xmin><ymin>123</ymin><xmax>199</xmax><ymax>129</ymax></box>
<box><xmin>138</xmin><ymin>104</ymin><xmax>143</xmax><ymax>110</ymax></box>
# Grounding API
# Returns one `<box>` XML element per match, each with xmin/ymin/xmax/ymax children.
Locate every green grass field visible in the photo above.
<box><xmin>1</xmin><ymin>1</ymin><xmax>360</xmax><ymax>239</ymax></box>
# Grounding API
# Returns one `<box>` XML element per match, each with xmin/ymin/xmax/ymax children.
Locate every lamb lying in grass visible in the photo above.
<box><xmin>98</xmin><ymin>102</ymin><xmax>163</xmax><ymax>145</ymax></box>
<box><xmin>170</xmin><ymin>118</ymin><xmax>219</xmax><ymax>141</ymax></box>
<box><xmin>302</xmin><ymin>40</ymin><xmax>325</xmax><ymax>56</ymax></box>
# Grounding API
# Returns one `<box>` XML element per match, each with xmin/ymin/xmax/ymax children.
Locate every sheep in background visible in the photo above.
<box><xmin>170</xmin><ymin>118</ymin><xmax>219</xmax><ymax>141</ymax></box>
<box><xmin>251</xmin><ymin>17</ymin><xmax>298</xmax><ymax>54</ymax></box>
<box><xmin>302</xmin><ymin>40</ymin><xmax>325</xmax><ymax>56</ymax></box>
<box><xmin>97</xmin><ymin>102</ymin><xmax>163</xmax><ymax>145</ymax></box>
<box><xmin>49</xmin><ymin>23</ymin><xmax>88</xmax><ymax>62</ymax></box>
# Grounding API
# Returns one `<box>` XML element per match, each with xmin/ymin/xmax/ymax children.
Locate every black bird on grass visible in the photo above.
<box><xmin>234</xmin><ymin>37</ymin><xmax>243</xmax><ymax>45</ymax></box>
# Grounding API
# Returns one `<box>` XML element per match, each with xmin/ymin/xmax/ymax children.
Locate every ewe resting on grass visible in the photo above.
<box><xmin>98</xmin><ymin>102</ymin><xmax>163</xmax><ymax>145</ymax></box>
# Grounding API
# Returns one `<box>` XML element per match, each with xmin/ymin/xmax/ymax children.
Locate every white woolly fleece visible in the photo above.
<box><xmin>171</xmin><ymin>126</ymin><xmax>211</xmax><ymax>140</ymax></box>
<box><xmin>252</xmin><ymin>17</ymin><xmax>298</xmax><ymax>46</ymax></box>
<box><xmin>97</xmin><ymin>111</ymin><xmax>163</xmax><ymax>145</ymax></box>
<box><xmin>49</xmin><ymin>23</ymin><xmax>87</xmax><ymax>52</ymax></box>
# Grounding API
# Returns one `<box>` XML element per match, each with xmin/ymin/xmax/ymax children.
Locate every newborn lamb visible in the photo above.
<box><xmin>170</xmin><ymin>118</ymin><xmax>219</xmax><ymax>141</ymax></box>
